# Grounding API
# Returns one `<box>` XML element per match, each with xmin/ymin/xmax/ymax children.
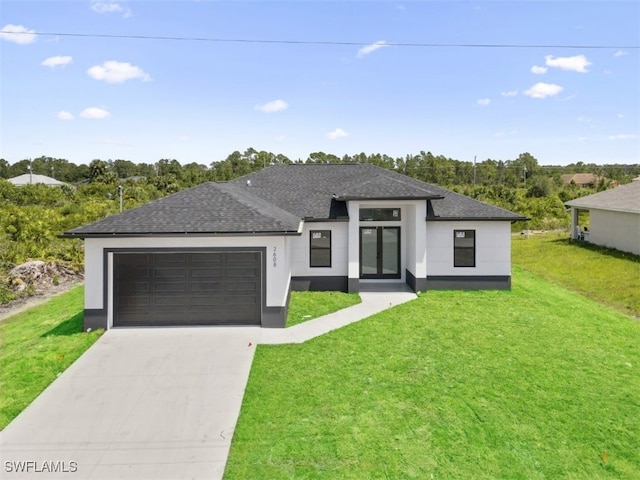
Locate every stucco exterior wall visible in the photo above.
<box><xmin>84</xmin><ymin>236</ymin><xmax>292</xmax><ymax>322</ymax></box>
<box><xmin>426</xmin><ymin>221</ymin><xmax>512</xmax><ymax>276</ymax></box>
<box><xmin>290</xmin><ymin>222</ymin><xmax>349</xmax><ymax>277</ymax></box>
<box><xmin>589</xmin><ymin>209</ymin><xmax>640</xmax><ymax>255</ymax></box>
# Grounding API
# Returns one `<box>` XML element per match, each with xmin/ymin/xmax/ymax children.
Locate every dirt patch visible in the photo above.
<box><xmin>0</xmin><ymin>261</ymin><xmax>84</xmax><ymax>322</ymax></box>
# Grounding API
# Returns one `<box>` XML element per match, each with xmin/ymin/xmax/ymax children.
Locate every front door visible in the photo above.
<box><xmin>359</xmin><ymin>227</ymin><xmax>401</xmax><ymax>279</ymax></box>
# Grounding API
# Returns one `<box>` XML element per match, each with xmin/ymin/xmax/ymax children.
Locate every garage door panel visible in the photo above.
<box><xmin>114</xmin><ymin>251</ymin><xmax>261</xmax><ymax>327</ymax></box>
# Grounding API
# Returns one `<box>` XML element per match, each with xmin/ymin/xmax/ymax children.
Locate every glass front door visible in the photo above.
<box><xmin>359</xmin><ymin>227</ymin><xmax>400</xmax><ymax>279</ymax></box>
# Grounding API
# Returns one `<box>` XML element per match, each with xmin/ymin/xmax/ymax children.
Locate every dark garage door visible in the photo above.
<box><xmin>114</xmin><ymin>251</ymin><xmax>261</xmax><ymax>327</ymax></box>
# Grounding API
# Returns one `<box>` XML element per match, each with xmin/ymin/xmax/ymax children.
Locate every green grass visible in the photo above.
<box><xmin>286</xmin><ymin>291</ymin><xmax>361</xmax><ymax>327</ymax></box>
<box><xmin>513</xmin><ymin>231</ymin><xmax>640</xmax><ymax>318</ymax></box>
<box><xmin>225</xmin><ymin>268</ymin><xmax>640</xmax><ymax>479</ymax></box>
<box><xmin>0</xmin><ymin>286</ymin><xmax>102</xmax><ymax>430</ymax></box>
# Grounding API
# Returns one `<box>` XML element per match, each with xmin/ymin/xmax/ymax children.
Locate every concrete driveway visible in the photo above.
<box><xmin>1</xmin><ymin>286</ymin><xmax>416</xmax><ymax>479</ymax></box>
<box><xmin>0</xmin><ymin>327</ymin><xmax>257</xmax><ymax>479</ymax></box>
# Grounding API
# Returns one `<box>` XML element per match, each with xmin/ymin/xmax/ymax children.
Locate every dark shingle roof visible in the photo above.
<box><xmin>421</xmin><ymin>183</ymin><xmax>529</xmax><ymax>221</ymax></box>
<box><xmin>229</xmin><ymin>163</ymin><xmax>443</xmax><ymax>219</ymax></box>
<box><xmin>231</xmin><ymin>163</ymin><xmax>527</xmax><ymax>221</ymax></box>
<box><xmin>62</xmin><ymin>163</ymin><xmax>527</xmax><ymax>237</ymax></box>
<box><xmin>62</xmin><ymin>182</ymin><xmax>301</xmax><ymax>237</ymax></box>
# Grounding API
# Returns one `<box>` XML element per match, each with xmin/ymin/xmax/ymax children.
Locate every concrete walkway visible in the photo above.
<box><xmin>0</xmin><ymin>287</ymin><xmax>416</xmax><ymax>479</ymax></box>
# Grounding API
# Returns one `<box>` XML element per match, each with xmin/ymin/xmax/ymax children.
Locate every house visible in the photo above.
<box><xmin>61</xmin><ymin>163</ymin><xmax>527</xmax><ymax>330</ymax></box>
<box><xmin>8</xmin><ymin>173</ymin><xmax>66</xmax><ymax>186</ymax></box>
<box><xmin>566</xmin><ymin>181</ymin><xmax>640</xmax><ymax>256</ymax></box>
<box><xmin>560</xmin><ymin>173</ymin><xmax>599</xmax><ymax>188</ymax></box>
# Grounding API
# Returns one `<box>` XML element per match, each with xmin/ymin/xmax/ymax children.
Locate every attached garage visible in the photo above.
<box><xmin>113</xmin><ymin>250</ymin><xmax>262</xmax><ymax>327</ymax></box>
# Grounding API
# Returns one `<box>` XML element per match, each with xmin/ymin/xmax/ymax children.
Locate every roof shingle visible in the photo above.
<box><xmin>63</xmin><ymin>163</ymin><xmax>527</xmax><ymax>237</ymax></box>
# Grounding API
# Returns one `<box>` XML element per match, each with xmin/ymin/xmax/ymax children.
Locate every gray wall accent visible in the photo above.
<box><xmin>405</xmin><ymin>269</ymin><xmax>427</xmax><ymax>293</ymax></box>
<box><xmin>348</xmin><ymin>278</ymin><xmax>359</xmax><ymax>293</ymax></box>
<box><xmin>262</xmin><ymin>306</ymin><xmax>287</xmax><ymax>328</ymax></box>
<box><xmin>84</xmin><ymin>309</ymin><xmax>107</xmax><ymax>331</ymax></box>
<box><xmin>291</xmin><ymin>276</ymin><xmax>348</xmax><ymax>292</ymax></box>
<box><xmin>426</xmin><ymin>275</ymin><xmax>511</xmax><ymax>290</ymax></box>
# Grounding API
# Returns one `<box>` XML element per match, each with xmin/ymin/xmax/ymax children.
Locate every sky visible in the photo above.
<box><xmin>1</xmin><ymin>1</ymin><xmax>639</xmax><ymax>167</ymax></box>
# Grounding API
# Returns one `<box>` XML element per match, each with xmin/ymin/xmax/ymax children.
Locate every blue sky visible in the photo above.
<box><xmin>1</xmin><ymin>1</ymin><xmax>638</xmax><ymax>167</ymax></box>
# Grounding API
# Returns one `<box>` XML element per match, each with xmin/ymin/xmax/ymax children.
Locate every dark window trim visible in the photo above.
<box><xmin>310</xmin><ymin>230</ymin><xmax>332</xmax><ymax>268</ymax></box>
<box><xmin>453</xmin><ymin>230</ymin><xmax>476</xmax><ymax>268</ymax></box>
<box><xmin>359</xmin><ymin>208</ymin><xmax>402</xmax><ymax>222</ymax></box>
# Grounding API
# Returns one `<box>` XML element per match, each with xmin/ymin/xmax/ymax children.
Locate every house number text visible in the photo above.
<box><xmin>273</xmin><ymin>247</ymin><xmax>277</xmax><ymax>267</ymax></box>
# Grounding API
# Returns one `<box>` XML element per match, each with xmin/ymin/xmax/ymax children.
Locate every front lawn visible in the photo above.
<box><xmin>286</xmin><ymin>291</ymin><xmax>361</xmax><ymax>327</ymax></box>
<box><xmin>0</xmin><ymin>287</ymin><xmax>102</xmax><ymax>430</ymax></box>
<box><xmin>225</xmin><ymin>268</ymin><xmax>640</xmax><ymax>479</ymax></box>
<box><xmin>513</xmin><ymin>231</ymin><xmax>640</xmax><ymax>318</ymax></box>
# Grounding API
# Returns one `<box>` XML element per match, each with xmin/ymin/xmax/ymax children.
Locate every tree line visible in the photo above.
<box><xmin>1</xmin><ymin>149</ymin><xmax>638</xmax><ymax>190</ymax></box>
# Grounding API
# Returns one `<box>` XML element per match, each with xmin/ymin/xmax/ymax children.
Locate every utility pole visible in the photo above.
<box><xmin>523</xmin><ymin>166</ymin><xmax>528</xmax><ymax>188</ymax></box>
<box><xmin>473</xmin><ymin>155</ymin><xmax>477</xmax><ymax>187</ymax></box>
<box><xmin>118</xmin><ymin>185</ymin><xmax>123</xmax><ymax>213</ymax></box>
<box><xmin>28</xmin><ymin>159</ymin><xmax>32</xmax><ymax>184</ymax></box>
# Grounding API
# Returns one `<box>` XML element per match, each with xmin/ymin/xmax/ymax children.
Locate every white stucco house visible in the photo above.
<box><xmin>62</xmin><ymin>163</ymin><xmax>527</xmax><ymax>330</ymax></box>
<box><xmin>566</xmin><ymin>181</ymin><xmax>640</xmax><ymax>256</ymax></box>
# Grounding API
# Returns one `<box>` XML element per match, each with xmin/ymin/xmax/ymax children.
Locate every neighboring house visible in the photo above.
<box><xmin>62</xmin><ymin>163</ymin><xmax>527</xmax><ymax>330</ymax></box>
<box><xmin>7</xmin><ymin>173</ymin><xmax>66</xmax><ymax>186</ymax></box>
<box><xmin>560</xmin><ymin>173</ymin><xmax>600</xmax><ymax>188</ymax></box>
<box><xmin>566</xmin><ymin>181</ymin><xmax>640</xmax><ymax>256</ymax></box>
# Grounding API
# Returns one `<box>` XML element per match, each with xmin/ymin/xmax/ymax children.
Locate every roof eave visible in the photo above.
<box><xmin>58</xmin><ymin>230</ymin><xmax>302</xmax><ymax>239</ymax></box>
<box><xmin>426</xmin><ymin>216</ymin><xmax>530</xmax><ymax>222</ymax></box>
<box><xmin>336</xmin><ymin>195</ymin><xmax>444</xmax><ymax>201</ymax></box>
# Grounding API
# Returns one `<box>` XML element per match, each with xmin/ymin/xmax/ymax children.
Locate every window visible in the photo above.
<box><xmin>310</xmin><ymin>230</ymin><xmax>331</xmax><ymax>267</ymax></box>
<box><xmin>359</xmin><ymin>208</ymin><xmax>401</xmax><ymax>221</ymax></box>
<box><xmin>454</xmin><ymin>230</ymin><xmax>475</xmax><ymax>267</ymax></box>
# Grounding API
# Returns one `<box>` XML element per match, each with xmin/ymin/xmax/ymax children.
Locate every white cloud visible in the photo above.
<box><xmin>176</xmin><ymin>135</ymin><xmax>190</xmax><ymax>142</ymax></box>
<box><xmin>274</xmin><ymin>135</ymin><xmax>286</xmax><ymax>141</ymax></box>
<box><xmin>90</xmin><ymin>1</ymin><xmax>131</xmax><ymax>18</ymax></box>
<box><xmin>614</xmin><ymin>50</ymin><xmax>628</xmax><ymax>57</ymax></box>
<box><xmin>531</xmin><ymin>65</ymin><xmax>548</xmax><ymax>74</ymax></box>
<box><xmin>617</xmin><ymin>113</ymin><xmax>624</xmax><ymax>119</ymax></box>
<box><xmin>577</xmin><ymin>116</ymin><xmax>592</xmax><ymax>123</ymax></box>
<box><xmin>57</xmin><ymin>111</ymin><xmax>74</xmax><ymax>121</ymax></box>
<box><xmin>0</xmin><ymin>24</ymin><xmax>37</xmax><ymax>44</ymax></box>
<box><xmin>357</xmin><ymin>41</ymin><xmax>389</xmax><ymax>58</ymax></box>
<box><xmin>80</xmin><ymin>107</ymin><xmax>111</xmax><ymax>119</ymax></box>
<box><xmin>41</xmin><ymin>55</ymin><xmax>73</xmax><ymax>68</ymax></box>
<box><xmin>545</xmin><ymin>54</ymin><xmax>591</xmax><ymax>73</ymax></box>
<box><xmin>524</xmin><ymin>82</ymin><xmax>563</xmax><ymax>99</ymax></box>
<box><xmin>477</xmin><ymin>98</ymin><xmax>490</xmax><ymax>107</ymax></box>
<box><xmin>608</xmin><ymin>134</ymin><xmax>637</xmax><ymax>140</ymax></box>
<box><xmin>254</xmin><ymin>99</ymin><xmax>288</xmax><ymax>113</ymax></box>
<box><xmin>501</xmin><ymin>90</ymin><xmax>518</xmax><ymax>97</ymax></box>
<box><xmin>326</xmin><ymin>128</ymin><xmax>348</xmax><ymax>139</ymax></box>
<box><xmin>87</xmin><ymin>61</ymin><xmax>151</xmax><ymax>83</ymax></box>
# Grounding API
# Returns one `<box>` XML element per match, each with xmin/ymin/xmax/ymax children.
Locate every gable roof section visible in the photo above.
<box><xmin>565</xmin><ymin>181</ymin><xmax>640</xmax><ymax>214</ymax></box>
<box><xmin>62</xmin><ymin>182</ymin><xmax>302</xmax><ymax>237</ymax></box>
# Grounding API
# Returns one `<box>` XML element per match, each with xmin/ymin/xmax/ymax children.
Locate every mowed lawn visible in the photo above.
<box><xmin>0</xmin><ymin>287</ymin><xmax>102</xmax><ymax>430</ymax></box>
<box><xmin>512</xmin><ymin>231</ymin><xmax>640</xmax><ymax>318</ymax></box>
<box><xmin>225</xmin><ymin>268</ymin><xmax>639</xmax><ymax>479</ymax></box>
